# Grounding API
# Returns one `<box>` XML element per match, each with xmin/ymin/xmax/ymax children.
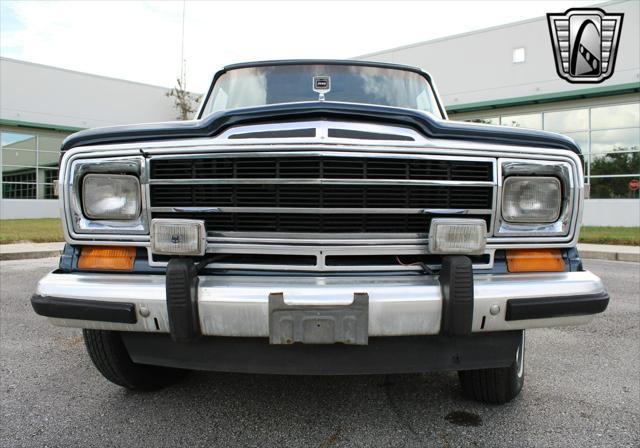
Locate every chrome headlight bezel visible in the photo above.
<box><xmin>494</xmin><ymin>159</ymin><xmax>576</xmax><ymax>237</ymax></box>
<box><xmin>66</xmin><ymin>156</ymin><xmax>148</xmax><ymax>235</ymax></box>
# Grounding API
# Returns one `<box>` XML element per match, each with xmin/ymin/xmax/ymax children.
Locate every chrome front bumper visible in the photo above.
<box><xmin>33</xmin><ymin>270</ymin><xmax>608</xmax><ymax>336</ymax></box>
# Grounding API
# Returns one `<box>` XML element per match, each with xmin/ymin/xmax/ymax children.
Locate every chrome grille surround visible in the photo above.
<box><xmin>147</xmin><ymin>151</ymin><xmax>496</xmax><ymax>239</ymax></box>
<box><xmin>58</xmin><ymin>121</ymin><xmax>584</xmax><ymax>272</ymax></box>
<box><xmin>145</xmin><ymin>151</ymin><xmax>497</xmax><ymax>271</ymax></box>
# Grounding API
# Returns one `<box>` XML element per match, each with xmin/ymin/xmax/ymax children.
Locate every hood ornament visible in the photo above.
<box><xmin>313</xmin><ymin>75</ymin><xmax>331</xmax><ymax>101</ymax></box>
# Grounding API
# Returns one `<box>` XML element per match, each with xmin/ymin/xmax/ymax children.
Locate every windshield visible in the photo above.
<box><xmin>200</xmin><ymin>64</ymin><xmax>442</xmax><ymax>118</ymax></box>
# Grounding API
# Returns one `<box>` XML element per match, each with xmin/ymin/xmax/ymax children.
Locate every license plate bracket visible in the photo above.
<box><xmin>269</xmin><ymin>292</ymin><xmax>369</xmax><ymax>345</ymax></box>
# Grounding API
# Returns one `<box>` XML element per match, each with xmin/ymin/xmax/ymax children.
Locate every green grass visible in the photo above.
<box><xmin>0</xmin><ymin>219</ymin><xmax>638</xmax><ymax>247</ymax></box>
<box><xmin>0</xmin><ymin>219</ymin><xmax>64</xmax><ymax>244</ymax></box>
<box><xmin>579</xmin><ymin>226</ymin><xmax>640</xmax><ymax>246</ymax></box>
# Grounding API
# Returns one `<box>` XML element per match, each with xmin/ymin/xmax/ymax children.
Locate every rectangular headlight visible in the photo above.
<box><xmin>82</xmin><ymin>174</ymin><xmax>140</xmax><ymax>220</ymax></box>
<box><xmin>151</xmin><ymin>219</ymin><xmax>206</xmax><ymax>256</ymax></box>
<box><xmin>502</xmin><ymin>176</ymin><xmax>561</xmax><ymax>223</ymax></box>
<box><xmin>429</xmin><ymin>218</ymin><xmax>487</xmax><ymax>255</ymax></box>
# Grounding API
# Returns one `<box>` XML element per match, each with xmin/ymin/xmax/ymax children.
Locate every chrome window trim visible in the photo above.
<box><xmin>200</xmin><ymin>100</ymin><xmax>445</xmax><ymax>123</ymax></box>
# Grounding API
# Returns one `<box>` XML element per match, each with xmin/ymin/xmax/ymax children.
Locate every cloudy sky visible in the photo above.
<box><xmin>1</xmin><ymin>0</ymin><xmax>602</xmax><ymax>93</ymax></box>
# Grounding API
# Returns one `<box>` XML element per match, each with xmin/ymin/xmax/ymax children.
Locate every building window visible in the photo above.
<box><xmin>591</xmin><ymin>103</ymin><xmax>639</xmax><ymax>129</ymax></box>
<box><xmin>543</xmin><ymin>109</ymin><xmax>589</xmax><ymax>133</ymax></box>
<box><xmin>588</xmin><ymin>102</ymin><xmax>640</xmax><ymax>199</ymax></box>
<box><xmin>0</xmin><ymin>127</ymin><xmax>68</xmax><ymax>200</ymax></box>
<box><xmin>513</xmin><ymin>47</ymin><xmax>526</xmax><ymax>63</ymax></box>
<box><xmin>463</xmin><ymin>100</ymin><xmax>640</xmax><ymax>199</ymax></box>
<box><xmin>468</xmin><ymin>117</ymin><xmax>499</xmax><ymax>125</ymax></box>
<box><xmin>500</xmin><ymin>113</ymin><xmax>542</xmax><ymax>130</ymax></box>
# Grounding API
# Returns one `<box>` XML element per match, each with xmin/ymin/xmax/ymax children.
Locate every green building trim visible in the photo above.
<box><xmin>446</xmin><ymin>82</ymin><xmax>640</xmax><ymax>114</ymax></box>
<box><xmin>0</xmin><ymin>118</ymin><xmax>84</xmax><ymax>133</ymax></box>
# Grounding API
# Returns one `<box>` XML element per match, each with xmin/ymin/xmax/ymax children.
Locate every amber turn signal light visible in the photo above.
<box><xmin>78</xmin><ymin>246</ymin><xmax>136</xmax><ymax>271</ymax></box>
<box><xmin>506</xmin><ymin>249</ymin><xmax>565</xmax><ymax>273</ymax></box>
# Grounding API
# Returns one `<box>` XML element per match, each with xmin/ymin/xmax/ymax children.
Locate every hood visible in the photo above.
<box><xmin>61</xmin><ymin>101</ymin><xmax>581</xmax><ymax>155</ymax></box>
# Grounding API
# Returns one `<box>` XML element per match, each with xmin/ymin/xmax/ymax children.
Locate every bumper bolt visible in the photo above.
<box><xmin>139</xmin><ymin>306</ymin><xmax>150</xmax><ymax>317</ymax></box>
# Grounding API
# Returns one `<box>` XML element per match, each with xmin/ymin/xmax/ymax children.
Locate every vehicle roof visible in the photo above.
<box><xmin>222</xmin><ymin>59</ymin><xmax>429</xmax><ymax>76</ymax></box>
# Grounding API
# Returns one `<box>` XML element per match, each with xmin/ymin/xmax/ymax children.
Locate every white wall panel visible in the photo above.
<box><xmin>359</xmin><ymin>1</ymin><xmax>639</xmax><ymax>109</ymax></box>
<box><xmin>0</xmin><ymin>58</ymin><xmax>179</xmax><ymax>130</ymax></box>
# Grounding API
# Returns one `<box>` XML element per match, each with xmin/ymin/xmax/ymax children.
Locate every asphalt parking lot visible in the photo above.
<box><xmin>1</xmin><ymin>258</ymin><xmax>638</xmax><ymax>448</ymax></box>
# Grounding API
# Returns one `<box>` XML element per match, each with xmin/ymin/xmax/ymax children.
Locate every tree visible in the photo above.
<box><xmin>589</xmin><ymin>146</ymin><xmax>640</xmax><ymax>199</ymax></box>
<box><xmin>468</xmin><ymin>118</ymin><xmax>497</xmax><ymax>125</ymax></box>
<box><xmin>166</xmin><ymin>78</ymin><xmax>201</xmax><ymax>120</ymax></box>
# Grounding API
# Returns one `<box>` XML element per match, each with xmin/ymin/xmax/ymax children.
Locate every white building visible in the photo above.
<box><xmin>359</xmin><ymin>0</ymin><xmax>639</xmax><ymax>226</ymax></box>
<box><xmin>0</xmin><ymin>57</ymin><xmax>177</xmax><ymax>219</ymax></box>
<box><xmin>1</xmin><ymin>0</ymin><xmax>638</xmax><ymax>225</ymax></box>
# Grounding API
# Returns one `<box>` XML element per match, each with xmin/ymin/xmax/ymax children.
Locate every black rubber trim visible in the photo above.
<box><xmin>122</xmin><ymin>331</ymin><xmax>522</xmax><ymax>375</ymax></box>
<box><xmin>327</xmin><ymin>128</ymin><xmax>414</xmax><ymax>141</ymax></box>
<box><xmin>505</xmin><ymin>292</ymin><xmax>609</xmax><ymax>321</ymax></box>
<box><xmin>31</xmin><ymin>295</ymin><xmax>137</xmax><ymax>324</ymax></box>
<box><xmin>165</xmin><ymin>258</ymin><xmax>201</xmax><ymax>342</ymax></box>
<box><xmin>440</xmin><ymin>256</ymin><xmax>474</xmax><ymax>336</ymax></box>
<box><xmin>228</xmin><ymin>128</ymin><xmax>316</xmax><ymax>139</ymax></box>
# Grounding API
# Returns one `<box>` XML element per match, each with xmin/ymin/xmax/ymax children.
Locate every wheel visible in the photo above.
<box><xmin>458</xmin><ymin>331</ymin><xmax>525</xmax><ymax>404</ymax></box>
<box><xmin>82</xmin><ymin>329</ymin><xmax>186</xmax><ymax>390</ymax></box>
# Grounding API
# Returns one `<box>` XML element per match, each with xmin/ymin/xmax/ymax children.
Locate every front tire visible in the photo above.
<box><xmin>83</xmin><ymin>329</ymin><xmax>186</xmax><ymax>390</ymax></box>
<box><xmin>458</xmin><ymin>331</ymin><xmax>525</xmax><ymax>404</ymax></box>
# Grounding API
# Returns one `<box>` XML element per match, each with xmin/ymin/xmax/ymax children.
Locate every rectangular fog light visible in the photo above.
<box><xmin>428</xmin><ymin>219</ymin><xmax>487</xmax><ymax>255</ymax></box>
<box><xmin>151</xmin><ymin>219</ymin><xmax>206</xmax><ymax>256</ymax></box>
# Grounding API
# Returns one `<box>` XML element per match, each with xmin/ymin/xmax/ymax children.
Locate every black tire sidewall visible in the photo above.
<box><xmin>83</xmin><ymin>329</ymin><xmax>185</xmax><ymax>390</ymax></box>
<box><xmin>509</xmin><ymin>331</ymin><xmax>525</xmax><ymax>396</ymax></box>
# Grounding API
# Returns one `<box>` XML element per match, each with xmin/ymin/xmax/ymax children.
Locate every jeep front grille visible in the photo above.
<box><xmin>148</xmin><ymin>153</ymin><xmax>495</xmax><ymax>241</ymax></box>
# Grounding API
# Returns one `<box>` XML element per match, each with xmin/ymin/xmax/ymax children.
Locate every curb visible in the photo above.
<box><xmin>578</xmin><ymin>250</ymin><xmax>640</xmax><ymax>263</ymax></box>
<box><xmin>0</xmin><ymin>249</ymin><xmax>63</xmax><ymax>261</ymax></box>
